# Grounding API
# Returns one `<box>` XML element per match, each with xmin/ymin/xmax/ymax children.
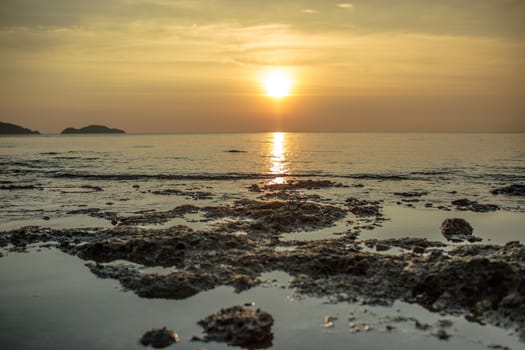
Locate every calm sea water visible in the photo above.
<box><xmin>1</xmin><ymin>133</ymin><xmax>525</xmax><ymax>350</ymax></box>
<box><xmin>1</xmin><ymin>133</ymin><xmax>524</xmax><ymax>241</ymax></box>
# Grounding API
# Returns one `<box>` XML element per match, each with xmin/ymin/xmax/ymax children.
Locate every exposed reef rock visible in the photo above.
<box><xmin>440</xmin><ymin>218</ymin><xmax>481</xmax><ymax>243</ymax></box>
<box><xmin>451</xmin><ymin>198</ymin><xmax>499</xmax><ymax>212</ymax></box>
<box><xmin>66</xmin><ymin>205</ymin><xmax>199</xmax><ymax>226</ymax></box>
<box><xmin>249</xmin><ymin>180</ymin><xmax>346</xmax><ymax>202</ymax></box>
<box><xmin>263</xmin><ymin>179</ymin><xmax>345</xmax><ymax>191</ymax></box>
<box><xmin>0</xmin><ymin>122</ymin><xmax>39</xmax><ymax>135</ymax></box>
<box><xmin>151</xmin><ymin>188</ymin><xmax>213</xmax><ymax>200</ymax></box>
<box><xmin>394</xmin><ymin>191</ymin><xmax>428</xmax><ymax>197</ymax></box>
<box><xmin>491</xmin><ymin>184</ymin><xmax>525</xmax><ymax>197</ymax></box>
<box><xmin>140</xmin><ymin>327</ymin><xmax>179</xmax><ymax>348</ymax></box>
<box><xmin>412</xmin><ymin>257</ymin><xmax>520</xmax><ymax>315</ymax></box>
<box><xmin>88</xmin><ymin>263</ymin><xmax>220</xmax><ymax>299</ymax></box>
<box><xmin>361</xmin><ymin>238</ymin><xmax>446</xmax><ymax>252</ymax></box>
<box><xmin>197</xmin><ymin>306</ymin><xmax>274</xmax><ymax>348</ymax></box>
<box><xmin>345</xmin><ymin>197</ymin><xmax>383</xmax><ymax>218</ymax></box>
<box><xmin>203</xmin><ymin>199</ymin><xmax>347</xmax><ymax>236</ymax></box>
<box><xmin>61</xmin><ymin>125</ymin><xmax>125</xmax><ymax>134</ymax></box>
<box><xmin>2</xmin><ymin>218</ymin><xmax>524</xmax><ymax>340</ymax></box>
<box><xmin>0</xmin><ymin>184</ymin><xmax>42</xmax><ymax>190</ymax></box>
<box><xmin>75</xmin><ymin>229</ymin><xmax>254</xmax><ymax>267</ymax></box>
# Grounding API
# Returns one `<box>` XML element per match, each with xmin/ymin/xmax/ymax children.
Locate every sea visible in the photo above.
<box><xmin>1</xmin><ymin>132</ymin><xmax>524</xmax><ymax>349</ymax></box>
<box><xmin>1</xmin><ymin>133</ymin><xmax>524</xmax><ymax>240</ymax></box>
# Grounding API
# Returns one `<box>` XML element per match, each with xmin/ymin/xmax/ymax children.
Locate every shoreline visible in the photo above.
<box><xmin>1</xmin><ymin>179</ymin><xmax>524</xmax><ymax>348</ymax></box>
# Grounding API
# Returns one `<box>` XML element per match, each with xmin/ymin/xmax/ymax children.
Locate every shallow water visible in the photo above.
<box><xmin>1</xmin><ymin>133</ymin><xmax>525</xmax><ymax>349</ymax></box>
<box><xmin>1</xmin><ymin>133</ymin><xmax>524</xmax><ymax>236</ymax></box>
<box><xmin>0</xmin><ymin>248</ymin><xmax>521</xmax><ymax>350</ymax></box>
<box><xmin>0</xmin><ymin>133</ymin><xmax>525</xmax><ymax>229</ymax></box>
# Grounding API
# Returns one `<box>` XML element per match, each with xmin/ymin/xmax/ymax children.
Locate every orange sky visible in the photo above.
<box><xmin>1</xmin><ymin>0</ymin><xmax>524</xmax><ymax>133</ymax></box>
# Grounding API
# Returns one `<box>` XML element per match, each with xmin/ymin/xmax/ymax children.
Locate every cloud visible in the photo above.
<box><xmin>337</xmin><ymin>3</ymin><xmax>354</xmax><ymax>9</ymax></box>
<box><xmin>1</xmin><ymin>0</ymin><xmax>524</xmax><ymax>37</ymax></box>
<box><xmin>301</xmin><ymin>9</ymin><xmax>318</xmax><ymax>14</ymax></box>
<box><xmin>0</xmin><ymin>1</ymin><xmax>524</xmax><ymax>100</ymax></box>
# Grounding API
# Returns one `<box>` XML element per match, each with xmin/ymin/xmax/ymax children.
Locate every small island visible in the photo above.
<box><xmin>0</xmin><ymin>122</ymin><xmax>40</xmax><ymax>135</ymax></box>
<box><xmin>61</xmin><ymin>125</ymin><xmax>125</xmax><ymax>134</ymax></box>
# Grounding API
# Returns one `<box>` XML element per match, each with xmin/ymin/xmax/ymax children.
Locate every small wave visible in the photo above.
<box><xmin>53</xmin><ymin>156</ymin><xmax>81</xmax><ymax>160</ymax></box>
<box><xmin>50</xmin><ymin>171</ymin><xmax>424</xmax><ymax>182</ymax></box>
<box><xmin>0</xmin><ymin>160</ymin><xmax>51</xmax><ymax>169</ymax></box>
<box><xmin>410</xmin><ymin>170</ymin><xmax>451</xmax><ymax>176</ymax></box>
<box><xmin>52</xmin><ymin>172</ymin><xmax>280</xmax><ymax>181</ymax></box>
<box><xmin>342</xmin><ymin>173</ymin><xmax>419</xmax><ymax>181</ymax></box>
<box><xmin>485</xmin><ymin>173</ymin><xmax>525</xmax><ymax>182</ymax></box>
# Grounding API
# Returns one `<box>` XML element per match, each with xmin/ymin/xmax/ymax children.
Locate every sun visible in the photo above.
<box><xmin>262</xmin><ymin>70</ymin><xmax>292</xmax><ymax>98</ymax></box>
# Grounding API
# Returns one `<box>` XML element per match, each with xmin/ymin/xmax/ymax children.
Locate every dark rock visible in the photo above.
<box><xmin>394</xmin><ymin>191</ymin><xmax>428</xmax><ymax>197</ymax></box>
<box><xmin>413</xmin><ymin>246</ymin><xmax>425</xmax><ymax>254</ymax></box>
<box><xmin>491</xmin><ymin>184</ymin><xmax>525</xmax><ymax>197</ymax></box>
<box><xmin>345</xmin><ymin>197</ymin><xmax>382</xmax><ymax>218</ymax></box>
<box><xmin>451</xmin><ymin>198</ymin><xmax>473</xmax><ymax>207</ymax></box>
<box><xmin>402</xmin><ymin>198</ymin><xmax>420</xmax><ymax>203</ymax></box>
<box><xmin>470</xmin><ymin>203</ymin><xmax>499</xmax><ymax>212</ymax></box>
<box><xmin>0</xmin><ymin>184</ymin><xmax>40</xmax><ymax>190</ymax></box>
<box><xmin>152</xmin><ymin>189</ymin><xmax>212</xmax><ymax>200</ymax></box>
<box><xmin>433</xmin><ymin>329</ymin><xmax>450</xmax><ymax>340</ymax></box>
<box><xmin>440</xmin><ymin>218</ymin><xmax>480</xmax><ymax>242</ymax></box>
<box><xmin>362</xmin><ymin>238</ymin><xmax>445</xmax><ymax>251</ymax></box>
<box><xmin>116</xmin><ymin>205</ymin><xmax>199</xmax><ymax>225</ymax></box>
<box><xmin>66</xmin><ymin>207</ymin><xmax>113</xmax><ymax>219</ymax></box>
<box><xmin>451</xmin><ymin>198</ymin><xmax>499</xmax><ymax>212</ymax></box>
<box><xmin>3</xmin><ymin>222</ymin><xmax>524</xmax><ymax>341</ymax></box>
<box><xmin>437</xmin><ymin>319</ymin><xmax>453</xmax><ymax>328</ymax></box>
<box><xmin>263</xmin><ymin>179</ymin><xmax>346</xmax><ymax>191</ymax></box>
<box><xmin>80</xmin><ymin>185</ymin><xmax>103</xmax><ymax>192</ymax></box>
<box><xmin>248</xmin><ymin>184</ymin><xmax>262</xmax><ymax>192</ymax></box>
<box><xmin>86</xmin><ymin>263</ymin><xmax>219</xmax><ymax>299</ymax></box>
<box><xmin>204</xmin><ymin>199</ymin><xmax>347</xmax><ymax>236</ymax></box>
<box><xmin>412</xmin><ymin>258</ymin><xmax>519</xmax><ymax>315</ymax></box>
<box><xmin>375</xmin><ymin>243</ymin><xmax>390</xmax><ymax>252</ymax></box>
<box><xmin>198</xmin><ymin>305</ymin><xmax>274</xmax><ymax>348</ymax></box>
<box><xmin>230</xmin><ymin>274</ymin><xmax>257</xmax><ymax>292</ymax></box>
<box><xmin>61</xmin><ymin>125</ymin><xmax>125</xmax><ymax>134</ymax></box>
<box><xmin>129</xmin><ymin>272</ymin><xmax>215</xmax><ymax>299</ymax></box>
<box><xmin>258</xmin><ymin>190</ymin><xmax>322</xmax><ymax>202</ymax></box>
<box><xmin>76</xmin><ymin>230</ymin><xmax>253</xmax><ymax>267</ymax></box>
<box><xmin>414</xmin><ymin>320</ymin><xmax>431</xmax><ymax>330</ymax></box>
<box><xmin>140</xmin><ymin>327</ymin><xmax>179</xmax><ymax>348</ymax></box>
<box><xmin>0</xmin><ymin>122</ymin><xmax>39</xmax><ymax>135</ymax></box>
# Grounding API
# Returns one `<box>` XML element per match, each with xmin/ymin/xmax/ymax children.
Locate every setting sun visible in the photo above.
<box><xmin>263</xmin><ymin>70</ymin><xmax>292</xmax><ymax>98</ymax></box>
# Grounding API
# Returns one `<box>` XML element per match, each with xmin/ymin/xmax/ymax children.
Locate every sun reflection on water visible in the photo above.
<box><xmin>269</xmin><ymin>132</ymin><xmax>287</xmax><ymax>184</ymax></box>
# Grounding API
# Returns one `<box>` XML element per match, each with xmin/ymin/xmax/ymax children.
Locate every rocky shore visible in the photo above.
<box><xmin>1</xmin><ymin>179</ymin><xmax>524</xmax><ymax>347</ymax></box>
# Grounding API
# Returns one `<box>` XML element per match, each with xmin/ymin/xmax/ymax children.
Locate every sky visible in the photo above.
<box><xmin>0</xmin><ymin>0</ymin><xmax>524</xmax><ymax>133</ymax></box>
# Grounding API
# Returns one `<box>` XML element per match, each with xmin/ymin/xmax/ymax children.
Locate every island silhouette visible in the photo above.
<box><xmin>0</xmin><ymin>122</ymin><xmax>40</xmax><ymax>135</ymax></box>
<box><xmin>61</xmin><ymin>125</ymin><xmax>125</xmax><ymax>134</ymax></box>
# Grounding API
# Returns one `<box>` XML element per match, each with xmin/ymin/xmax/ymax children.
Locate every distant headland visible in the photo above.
<box><xmin>61</xmin><ymin>125</ymin><xmax>125</xmax><ymax>134</ymax></box>
<box><xmin>0</xmin><ymin>122</ymin><xmax>40</xmax><ymax>135</ymax></box>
